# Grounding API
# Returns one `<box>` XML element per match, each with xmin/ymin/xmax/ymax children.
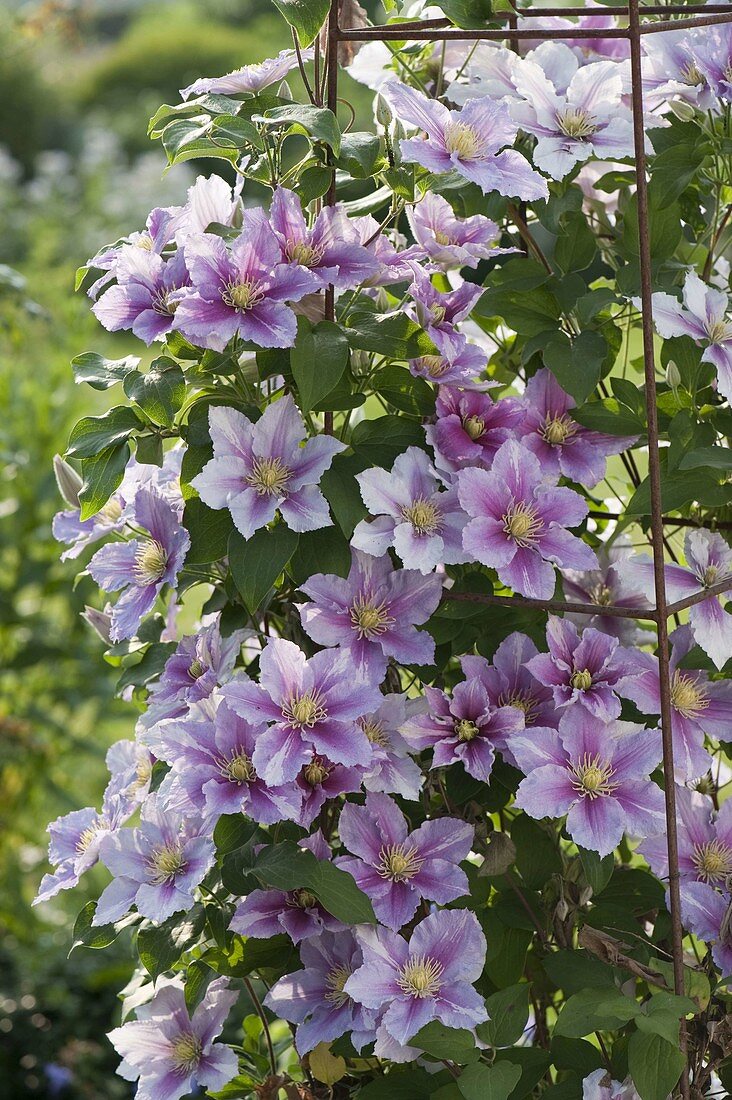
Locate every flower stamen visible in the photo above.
<box><xmin>396</xmin><ymin>955</ymin><xmax>443</xmax><ymax>998</ymax></box>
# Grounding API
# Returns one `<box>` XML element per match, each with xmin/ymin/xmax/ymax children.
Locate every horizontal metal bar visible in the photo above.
<box><xmin>665</xmin><ymin>577</ymin><xmax>732</xmax><ymax>617</ymax></box>
<box><xmin>443</xmin><ymin>590</ymin><xmax>659</xmax><ymax>621</ymax></box>
<box><xmin>640</xmin><ymin>11</ymin><xmax>732</xmax><ymax>32</ymax></box>
<box><xmin>588</xmin><ymin>510</ymin><xmax>732</xmax><ymax>531</ymax></box>
<box><xmin>335</xmin><ymin>24</ymin><xmax>631</xmax><ymax>40</ymax></box>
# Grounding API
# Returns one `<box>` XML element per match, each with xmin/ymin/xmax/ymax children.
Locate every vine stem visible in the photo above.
<box><xmin>243</xmin><ymin>976</ymin><xmax>277</xmax><ymax>1078</ymax></box>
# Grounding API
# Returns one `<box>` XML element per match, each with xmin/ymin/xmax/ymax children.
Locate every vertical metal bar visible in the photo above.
<box><xmin>322</xmin><ymin>0</ymin><xmax>340</xmax><ymax>435</ymax></box>
<box><xmin>627</xmin><ymin>1</ymin><xmax>690</xmax><ymax>1094</ymax></box>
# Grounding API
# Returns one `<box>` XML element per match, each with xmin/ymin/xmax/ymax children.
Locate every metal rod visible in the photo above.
<box><xmin>588</xmin><ymin>509</ymin><xmax>732</xmax><ymax>531</ymax></box>
<box><xmin>443</xmin><ymin>590</ymin><xmax>659</xmax><ymax>621</ymax></box>
<box><xmin>666</xmin><ymin>577</ymin><xmax>732</xmax><ymax>617</ymax></box>
<box><xmin>628</xmin><ymin>0</ymin><xmax>690</xmax><ymax>1092</ymax></box>
<box><xmin>323</xmin><ymin>0</ymin><xmax>339</xmax><ymax>436</ymax></box>
<box><xmin>640</xmin><ymin>12</ymin><xmax>732</xmax><ymax>33</ymax></box>
<box><xmin>334</xmin><ymin>24</ymin><xmax>631</xmax><ymax>40</ymax></box>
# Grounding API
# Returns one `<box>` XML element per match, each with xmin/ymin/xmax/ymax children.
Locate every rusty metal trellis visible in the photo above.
<box><xmin>318</xmin><ymin>2</ymin><xmax>732</xmax><ymax>1095</ymax></box>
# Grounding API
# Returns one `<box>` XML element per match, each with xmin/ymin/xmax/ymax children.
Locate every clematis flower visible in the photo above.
<box><xmin>181</xmin><ymin>46</ymin><xmax>314</xmax><ymax>99</ymax></box>
<box><xmin>167</xmin><ymin>174</ymin><xmax>241</xmax><ymax>244</ymax></box>
<box><xmin>510</xmin><ymin>50</ymin><xmax>635</xmax><ymax>180</ymax></box>
<box><xmin>512</xmin><ymin>708</ymin><xmax>665</xmax><ymax>857</ymax></box>
<box><xmin>191</xmin><ymin>397</ymin><xmax>344</xmax><ymax>540</ymax></box>
<box><xmin>92</xmin><ymin>246</ymin><xmax>190</xmax><ymax>345</ymax></box>
<box><xmin>269</xmin><ymin>187</ymin><xmax>380</xmax><ymax>289</ymax></box>
<box><xmin>351</xmin><ymin>214</ymin><xmax>423</xmax><ymax>286</ymax></box>
<box><xmin>352</xmin><ymin>446</ymin><xmax>471</xmax><ymax>574</ymax></box>
<box><xmin>104</xmin><ymin>739</ymin><xmax>154</xmax><ymax>807</ymax></box>
<box><xmin>85</xmin><ymin>205</ymin><xmax>180</xmax><ymax>300</ymax></box>
<box><xmin>94</xmin><ymin>797</ymin><xmax>215</xmax><ymax>925</ymax></box>
<box><xmin>641</xmin><ymin>29</ymin><xmax>714</xmax><ymax>112</ymax></box>
<box><xmin>446</xmin><ymin>43</ymin><xmax>521</xmax><ymax>106</ymax></box>
<box><xmin>562</xmin><ymin>542</ymin><xmax>654</xmax><ymax>645</ymax></box>
<box><xmin>516</xmin><ymin>368</ymin><xmax>637</xmax><ymax>488</ymax></box>
<box><xmin>408</xmin><ymin>266</ymin><xmax>484</xmax><ymax>343</ymax></box>
<box><xmin>646</xmin><ymin>270</ymin><xmax>732</xmax><ymax>404</ymax></box>
<box><xmin>53</xmin><ymin>448</ymin><xmax>183</xmax><ymax>562</ymax></box>
<box><xmin>618</xmin><ymin>625</ymin><xmax>732</xmax><ymax>780</ymax></box>
<box><xmin>679</xmin><ymin>880</ymin><xmax>732</xmax><ymax>986</ymax></box>
<box><xmin>151</xmin><ymin>695</ymin><xmax>303</xmax><ymax>825</ymax></box>
<box><xmin>690</xmin><ymin>22</ymin><xmax>732</xmax><ymax>108</ymax></box>
<box><xmin>461</xmin><ymin>631</ymin><xmax>560</xmax><ymax>739</ymax></box>
<box><xmin>624</xmin><ymin>528</ymin><xmax>732</xmax><ymax>669</ymax></box>
<box><xmin>402</xmin><ymin>679</ymin><xmax>524</xmax><ymax>782</ymax></box>
<box><xmin>582</xmin><ymin>1069</ymin><xmax>643</xmax><ymax>1100</ymax></box>
<box><xmin>409</xmin><ymin>336</ymin><xmax>490</xmax><ymax>391</ymax></box>
<box><xmin>406</xmin><ymin>192</ymin><xmax>507</xmax><ymax>269</ymax></box>
<box><xmin>345</xmin><ymin>909</ymin><xmax>488</xmax><ymax>1045</ymax></box>
<box><xmin>140</xmin><ymin>613</ymin><xmax>247</xmax><ymax>729</ymax></box>
<box><xmin>335</xmin><ymin>793</ymin><xmax>473</xmax><ymax>930</ymax></box>
<box><xmin>640</xmin><ymin>784</ymin><xmax>732</xmax><ymax>887</ymax></box>
<box><xmin>526</xmin><ymin>615</ymin><xmax>639</xmax><ymax>722</ymax></box>
<box><xmin>265</xmin><ymin>931</ymin><xmax>378</xmax><ymax>1055</ymax></box>
<box><xmin>174</xmin><ymin>213</ymin><xmax>319</xmax><ymax>351</ymax></box>
<box><xmin>298</xmin><ymin>548</ymin><xmax>444</xmax><ymax>680</ymax></box>
<box><xmin>222</xmin><ymin>638</ymin><xmax>381</xmax><ymax>784</ymax></box>
<box><xmin>295</xmin><ymin>753</ymin><xmax>364</xmax><ymax>828</ymax></box>
<box><xmin>231</xmin><ymin>832</ymin><xmax>343</xmax><ymax>943</ymax></box>
<box><xmin>358</xmin><ymin>694</ymin><xmax>425</xmax><ymax>801</ymax></box>
<box><xmin>457</xmin><ymin>439</ymin><xmax>597</xmax><ymax>600</ymax></box>
<box><xmin>88</xmin><ymin>490</ymin><xmax>190</xmax><ymax>642</ymax></box>
<box><xmin>425</xmin><ymin>387</ymin><xmax>524</xmax><ymax>474</ymax></box>
<box><xmin>108</xmin><ymin>977</ymin><xmax>238</xmax><ymax>1100</ymax></box>
<box><xmin>34</xmin><ymin>792</ymin><xmax>132</xmax><ymax>906</ymax></box>
<box><xmin>382</xmin><ymin>80</ymin><xmax>548</xmax><ymax>200</ymax></box>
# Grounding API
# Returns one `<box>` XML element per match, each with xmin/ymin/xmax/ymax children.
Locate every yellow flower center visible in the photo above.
<box><xmin>324</xmin><ymin>965</ymin><xmax>352</xmax><ymax>1007</ymax></box>
<box><xmin>680</xmin><ymin>61</ymin><xmax>704</xmax><ymax>85</ymax></box>
<box><xmin>101</xmin><ymin>498</ymin><xmax>123</xmax><ymax>523</ymax></box>
<box><xmin>131</xmin><ymin>759</ymin><xmax>152</xmax><ymax>793</ymax></box>
<box><xmin>221</xmin><ymin>751</ymin><xmax>256</xmax><ymax>785</ymax></box>
<box><xmin>692</xmin><ymin>839</ymin><xmax>732</xmax><ymax>882</ymax></box>
<box><xmin>302</xmin><ymin>757</ymin><xmax>331</xmax><ymax>785</ymax></box>
<box><xmin>556</xmin><ymin>107</ymin><xmax>598</xmax><ymax>139</ymax></box>
<box><xmin>224</xmin><ymin>280</ymin><xmax>264</xmax><ymax>312</ymax></box>
<box><xmin>498</xmin><ymin>690</ymin><xmax>538</xmax><ymax>725</ymax></box>
<box><xmin>401</xmin><ymin>497</ymin><xmax>442</xmax><ymax>535</ymax></box>
<box><xmin>245</xmin><ymin>456</ymin><xmax>290</xmax><ymax>497</ymax></box>
<box><xmin>570</xmin><ymin>668</ymin><xmax>593</xmax><ymax>692</ymax></box>
<box><xmin>349</xmin><ymin>597</ymin><xmax>395</xmax><ymax>639</ymax></box>
<box><xmin>463</xmin><ymin>416</ymin><xmax>485</xmax><ymax>441</ymax></box>
<box><xmin>671</xmin><ymin>671</ymin><xmax>709</xmax><ymax>718</ymax></box>
<box><xmin>133</xmin><ymin>538</ymin><xmax>168</xmax><ymax>584</ymax></box>
<box><xmin>590</xmin><ymin>584</ymin><xmax>613</xmax><ymax>607</ymax></box>
<box><xmin>570</xmin><ymin>753</ymin><xmax>617</xmax><ymax>799</ymax></box>
<box><xmin>360</xmin><ymin>718</ymin><xmax>389</xmax><ymax>747</ymax></box>
<box><xmin>502</xmin><ymin>501</ymin><xmax>543</xmax><ymax>546</ymax></box>
<box><xmin>706</xmin><ymin>318</ymin><xmax>732</xmax><ymax>344</ymax></box>
<box><xmin>283</xmin><ymin>691</ymin><xmax>328</xmax><ymax>728</ymax></box>
<box><xmin>136</xmin><ymin>233</ymin><xmax>154</xmax><ymax>251</ymax></box>
<box><xmin>170</xmin><ymin>1032</ymin><xmax>203</xmax><ymax>1073</ymax></box>
<box><xmin>433</xmin><ymin>230</ymin><xmax>454</xmax><ymax>246</ymax></box>
<box><xmin>418</xmin><ymin>355</ymin><xmax>449</xmax><ymax>378</ymax></box>
<box><xmin>429</xmin><ymin>303</ymin><xmax>447</xmax><ymax>325</ymax></box>
<box><xmin>454</xmin><ymin>718</ymin><xmax>480</xmax><ymax>742</ymax></box>
<box><xmin>445</xmin><ymin>122</ymin><xmax>481</xmax><ymax>159</ymax></box>
<box><xmin>188</xmin><ymin>658</ymin><xmax>206</xmax><ymax>680</ymax></box>
<box><xmin>286</xmin><ymin>240</ymin><xmax>323</xmax><ymax>267</ymax></box>
<box><xmin>148</xmin><ymin>843</ymin><xmax>187</xmax><ymax>885</ymax></box>
<box><xmin>76</xmin><ymin>819</ymin><xmax>104</xmax><ymax>855</ymax></box>
<box><xmin>396</xmin><ymin>955</ymin><xmax>444</xmax><ymax>999</ymax></box>
<box><xmin>703</xmin><ymin>565</ymin><xmax>720</xmax><ymax>587</ymax></box>
<box><xmin>542</xmin><ymin>414</ymin><xmax>576</xmax><ymax>445</ymax></box>
<box><xmin>289</xmin><ymin>888</ymin><xmax>318</xmax><ymax>910</ymax></box>
<box><xmin>378</xmin><ymin>843</ymin><xmax>423</xmax><ymax>882</ymax></box>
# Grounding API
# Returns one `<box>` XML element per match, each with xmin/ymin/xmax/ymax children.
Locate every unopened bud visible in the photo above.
<box><xmin>82</xmin><ymin>604</ymin><xmax>113</xmax><ymax>644</ymax></box>
<box><xmin>669</xmin><ymin>100</ymin><xmax>697</xmax><ymax>123</ymax></box>
<box><xmin>237</xmin><ymin>352</ymin><xmax>259</xmax><ymax>382</ymax></box>
<box><xmin>277</xmin><ymin>80</ymin><xmax>293</xmax><ymax>101</ymax></box>
<box><xmin>374</xmin><ymin>287</ymin><xmax>390</xmax><ymax>312</ymax></box>
<box><xmin>53</xmin><ymin>454</ymin><xmax>83</xmax><ymax>508</ymax></box>
<box><xmin>665</xmin><ymin>359</ymin><xmax>681</xmax><ymax>392</ymax></box>
<box><xmin>375</xmin><ymin>94</ymin><xmax>393</xmax><ymax>129</ymax></box>
<box><xmin>555</xmin><ymin>896</ymin><xmax>569</xmax><ymax>921</ymax></box>
<box><xmin>579</xmin><ymin>885</ymin><xmax>594</xmax><ymax>907</ymax></box>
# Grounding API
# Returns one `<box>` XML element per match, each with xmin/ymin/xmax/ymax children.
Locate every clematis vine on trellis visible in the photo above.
<box><xmin>34</xmin><ymin>1</ymin><xmax>732</xmax><ymax>1097</ymax></box>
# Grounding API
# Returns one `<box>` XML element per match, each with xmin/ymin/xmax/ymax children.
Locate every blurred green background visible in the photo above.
<box><xmin>0</xmin><ymin>2</ymin><xmax>375</xmax><ymax>1095</ymax></box>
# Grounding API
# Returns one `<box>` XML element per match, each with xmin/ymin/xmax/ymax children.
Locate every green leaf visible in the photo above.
<box><xmin>373</xmin><ymin>365</ymin><xmax>435</xmax><ymax>416</ymax></box>
<box><xmin>298</xmin><ymin>165</ymin><xmax>333</xmax><ymax>204</ymax></box>
<box><xmin>78</xmin><ymin>443</ymin><xmax>130</xmax><ymax>520</ymax></box>
<box><xmin>71</xmin><ymin>351</ymin><xmax>140</xmax><ymax>390</ymax></box>
<box><xmin>511</xmin><ymin>814</ymin><xmax>562</xmax><ymax>889</ymax></box>
<box><xmin>320</xmin><ymin>453</ymin><xmax>368</xmax><ymax>537</ymax></box>
<box><xmin>572</xmin><ymin>398</ymin><xmax>644</xmax><ymax>436</ymax></box>
<box><xmin>161</xmin><ymin>117</ymin><xmax>240</xmax><ymax>167</ymax></box>
<box><xmin>213</xmin><ymin>815</ymin><xmax>258</xmax><ymax>855</ymax></box>
<box><xmin>228</xmin><ymin>525</ymin><xmax>299</xmax><ymax>613</ymax></box>
<box><xmin>679</xmin><ymin>446</ymin><xmax>732</xmax><ymax>471</ymax></box>
<box><xmin>271</xmin><ymin>0</ymin><xmax>330</xmax><ymax>45</ymax></box>
<box><xmin>627</xmin><ymin>1030</ymin><xmax>685</xmax><ymax>1100</ymax></box>
<box><xmin>578</xmin><ymin>848</ymin><xmax>615</xmax><ymax>896</ymax></box>
<box><xmin>626</xmin><ymin>463</ymin><xmax>726</xmax><ymax>515</ymax></box>
<box><xmin>356</xmin><ymin>1068</ymin><xmax>436</xmax><ymax>1099</ymax></box>
<box><xmin>252</xmin><ymin>841</ymin><xmax>376</xmax><ymax>924</ymax></box>
<box><xmin>260</xmin><ymin>104</ymin><xmax>341</xmax><ymax>154</ymax></box>
<box><xmin>351</xmin><ymin>415</ymin><xmax>425</xmax><ymax>467</ymax></box>
<box><xmin>433</xmin><ymin>0</ymin><xmax>494</xmax><ymax>28</ymax></box>
<box><xmin>67</xmin><ymin>406</ymin><xmax>142</xmax><ymax>458</ymax></box>
<box><xmin>457</xmin><ymin>1063</ymin><xmax>523</xmax><ymax>1100</ymax></box>
<box><xmin>555</xmin><ymin>211</ymin><xmax>597</xmax><ymax>273</ymax></box>
<box><xmin>183</xmin><ymin>498</ymin><xmax>234</xmax><ymax>565</ymax></box>
<box><xmin>288</xmin><ymin>527</ymin><xmax>352</xmax><ymax>585</ymax></box>
<box><xmin>649</xmin><ymin>128</ymin><xmax>707</xmax><ymax>209</ymax></box>
<box><xmin>554</xmin><ymin>988</ymin><xmax>640</xmax><ymax>1038</ymax></box>
<box><xmin>136</xmin><ymin>433</ymin><xmax>164</xmax><ymax>466</ymax></box>
<box><xmin>345</xmin><ymin>311</ymin><xmax>437</xmax><ymax>359</ymax></box>
<box><xmin>209</xmin><ymin>114</ymin><xmax>263</xmax><ymax>150</ymax></box>
<box><xmin>412</xmin><ymin>1021</ymin><xmax>481</xmax><ymax>1064</ymax></box>
<box><xmin>543</xmin><ymin>331</ymin><xmax>608</xmax><ymax>404</ymax></box>
<box><xmin>291</xmin><ymin>318</ymin><xmax>350</xmax><ymax>412</ymax></box>
<box><xmin>337</xmin><ymin>131</ymin><xmax>382</xmax><ymax>178</ymax></box>
<box><xmin>477</xmin><ymin>984</ymin><xmax>530</xmax><ymax>1047</ymax></box>
<box><xmin>69</xmin><ymin>902</ymin><xmax>132</xmax><ymax>955</ymax></box>
<box><xmin>476</xmin><ymin>284</ymin><xmax>560</xmax><ymax>339</ymax></box>
<box><xmin>137</xmin><ymin>906</ymin><xmax>206</xmax><ymax>980</ymax></box>
<box><xmin>124</xmin><ymin>358</ymin><xmax>186</xmax><ymax>428</ymax></box>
